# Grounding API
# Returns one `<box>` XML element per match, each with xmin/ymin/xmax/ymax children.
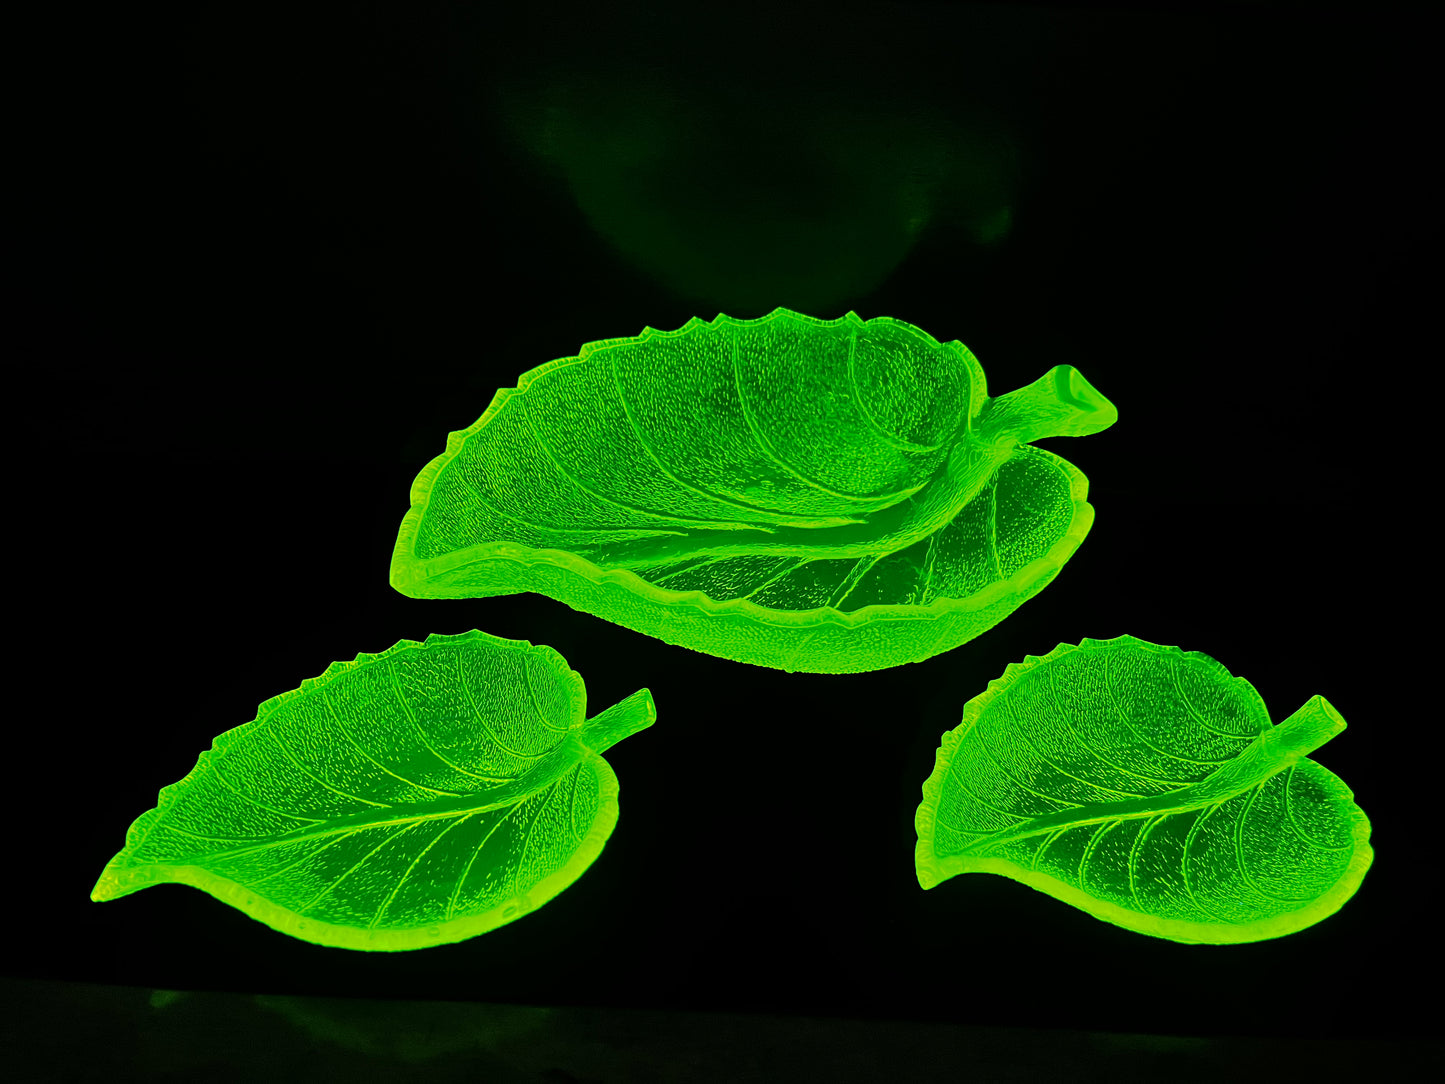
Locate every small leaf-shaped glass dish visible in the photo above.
<box><xmin>390</xmin><ymin>309</ymin><xmax>1117</xmax><ymax>673</ymax></box>
<box><xmin>915</xmin><ymin>634</ymin><xmax>1373</xmax><ymax>943</ymax></box>
<box><xmin>92</xmin><ymin>630</ymin><xmax>655</xmax><ymax>951</ymax></box>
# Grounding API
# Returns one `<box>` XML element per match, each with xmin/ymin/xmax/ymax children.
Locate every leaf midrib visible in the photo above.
<box><xmin>155</xmin><ymin>738</ymin><xmax>590</xmax><ymax>868</ymax></box>
<box><xmin>959</xmin><ymin>741</ymin><xmax>1303</xmax><ymax>858</ymax></box>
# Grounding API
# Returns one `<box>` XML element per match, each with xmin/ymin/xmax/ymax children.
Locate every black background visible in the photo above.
<box><xmin>20</xmin><ymin>0</ymin><xmax>1436</xmax><ymax>1050</ymax></box>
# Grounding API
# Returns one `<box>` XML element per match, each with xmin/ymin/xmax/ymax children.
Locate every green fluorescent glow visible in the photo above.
<box><xmin>390</xmin><ymin>308</ymin><xmax>1117</xmax><ymax>673</ymax></box>
<box><xmin>92</xmin><ymin>630</ymin><xmax>655</xmax><ymax>951</ymax></box>
<box><xmin>915</xmin><ymin>635</ymin><xmax>1373</xmax><ymax>944</ymax></box>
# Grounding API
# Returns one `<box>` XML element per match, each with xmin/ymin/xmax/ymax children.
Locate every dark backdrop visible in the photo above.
<box><xmin>22</xmin><ymin>0</ymin><xmax>1435</xmax><ymax>1049</ymax></box>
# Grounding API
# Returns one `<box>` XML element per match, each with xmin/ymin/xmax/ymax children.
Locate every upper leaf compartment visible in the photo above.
<box><xmin>391</xmin><ymin>309</ymin><xmax>1117</xmax><ymax>673</ymax></box>
<box><xmin>92</xmin><ymin>630</ymin><xmax>655</xmax><ymax>951</ymax></box>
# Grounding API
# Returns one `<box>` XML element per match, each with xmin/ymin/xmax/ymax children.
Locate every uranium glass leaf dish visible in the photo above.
<box><xmin>92</xmin><ymin>630</ymin><xmax>655</xmax><ymax>951</ymax></box>
<box><xmin>390</xmin><ymin>308</ymin><xmax>1117</xmax><ymax>673</ymax></box>
<box><xmin>915</xmin><ymin>635</ymin><xmax>1372</xmax><ymax>944</ymax></box>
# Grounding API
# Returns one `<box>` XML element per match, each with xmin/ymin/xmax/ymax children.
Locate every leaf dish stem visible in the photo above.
<box><xmin>978</xmin><ymin>365</ymin><xmax>1118</xmax><ymax>446</ymax></box>
<box><xmin>580</xmin><ymin>688</ymin><xmax>656</xmax><ymax>754</ymax></box>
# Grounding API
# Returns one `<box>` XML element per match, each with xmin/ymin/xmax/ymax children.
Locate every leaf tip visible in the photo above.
<box><xmin>90</xmin><ymin>862</ymin><xmax>144</xmax><ymax>903</ymax></box>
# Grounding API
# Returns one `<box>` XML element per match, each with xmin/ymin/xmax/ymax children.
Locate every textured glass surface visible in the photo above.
<box><xmin>92</xmin><ymin>631</ymin><xmax>655</xmax><ymax>951</ymax></box>
<box><xmin>390</xmin><ymin>308</ymin><xmax>1117</xmax><ymax>673</ymax></box>
<box><xmin>915</xmin><ymin>635</ymin><xmax>1372</xmax><ymax>943</ymax></box>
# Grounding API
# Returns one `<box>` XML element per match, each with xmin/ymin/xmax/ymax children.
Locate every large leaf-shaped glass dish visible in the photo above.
<box><xmin>915</xmin><ymin>635</ymin><xmax>1373</xmax><ymax>943</ymax></box>
<box><xmin>390</xmin><ymin>308</ymin><xmax>1117</xmax><ymax>673</ymax></box>
<box><xmin>92</xmin><ymin>630</ymin><xmax>655</xmax><ymax>951</ymax></box>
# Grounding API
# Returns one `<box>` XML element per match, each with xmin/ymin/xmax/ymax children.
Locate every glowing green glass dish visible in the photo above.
<box><xmin>92</xmin><ymin>630</ymin><xmax>655</xmax><ymax>951</ymax></box>
<box><xmin>915</xmin><ymin>635</ymin><xmax>1373</xmax><ymax>944</ymax></box>
<box><xmin>390</xmin><ymin>308</ymin><xmax>1117</xmax><ymax>673</ymax></box>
